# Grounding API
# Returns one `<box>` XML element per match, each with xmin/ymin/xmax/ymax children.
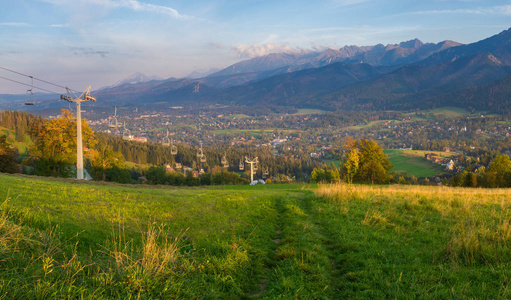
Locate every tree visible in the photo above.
<box><xmin>185</xmin><ymin>171</ymin><xmax>199</xmax><ymax>186</ymax></box>
<box><xmin>87</xmin><ymin>141</ymin><xmax>125</xmax><ymax>181</ymax></box>
<box><xmin>15</xmin><ymin>121</ymin><xmax>26</xmax><ymax>143</ymax></box>
<box><xmin>0</xmin><ymin>135</ymin><xmax>18</xmax><ymax>173</ymax></box>
<box><xmin>26</xmin><ymin>109</ymin><xmax>96</xmax><ymax>177</ymax></box>
<box><xmin>310</xmin><ymin>166</ymin><xmax>339</xmax><ymax>183</ymax></box>
<box><xmin>486</xmin><ymin>155</ymin><xmax>511</xmax><ymax>187</ymax></box>
<box><xmin>145</xmin><ymin>165</ymin><xmax>167</xmax><ymax>185</ymax></box>
<box><xmin>354</xmin><ymin>139</ymin><xmax>392</xmax><ymax>184</ymax></box>
<box><xmin>344</xmin><ymin>148</ymin><xmax>359</xmax><ymax>184</ymax></box>
<box><xmin>105</xmin><ymin>166</ymin><xmax>132</xmax><ymax>184</ymax></box>
<box><xmin>311</xmin><ymin>168</ymin><xmax>325</xmax><ymax>183</ymax></box>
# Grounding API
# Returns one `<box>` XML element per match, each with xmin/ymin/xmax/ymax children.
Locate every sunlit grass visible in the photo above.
<box><xmin>313</xmin><ymin>183</ymin><xmax>511</xmax><ymax>297</ymax></box>
<box><xmin>2</xmin><ymin>173</ymin><xmax>511</xmax><ymax>298</ymax></box>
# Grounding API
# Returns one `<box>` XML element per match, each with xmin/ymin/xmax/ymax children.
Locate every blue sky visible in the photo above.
<box><xmin>0</xmin><ymin>0</ymin><xmax>510</xmax><ymax>94</ymax></box>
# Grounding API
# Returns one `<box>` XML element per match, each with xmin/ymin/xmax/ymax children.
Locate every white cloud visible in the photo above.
<box><xmin>231</xmin><ymin>43</ymin><xmax>306</xmax><ymax>58</ymax></box>
<box><xmin>0</xmin><ymin>22</ymin><xmax>30</xmax><ymax>27</ymax></box>
<box><xmin>409</xmin><ymin>5</ymin><xmax>511</xmax><ymax>16</ymax></box>
<box><xmin>409</xmin><ymin>9</ymin><xmax>484</xmax><ymax>15</ymax></box>
<box><xmin>306</xmin><ymin>25</ymin><xmax>419</xmax><ymax>36</ymax></box>
<box><xmin>50</xmin><ymin>23</ymin><xmax>69</xmax><ymax>28</ymax></box>
<box><xmin>491</xmin><ymin>5</ymin><xmax>511</xmax><ymax>16</ymax></box>
<box><xmin>330</xmin><ymin>0</ymin><xmax>370</xmax><ymax>7</ymax></box>
<box><xmin>118</xmin><ymin>0</ymin><xmax>191</xmax><ymax>19</ymax></box>
<box><xmin>41</xmin><ymin>0</ymin><xmax>192</xmax><ymax>19</ymax></box>
<box><xmin>209</xmin><ymin>41</ymin><xmax>225</xmax><ymax>49</ymax></box>
<box><xmin>263</xmin><ymin>34</ymin><xmax>280</xmax><ymax>43</ymax></box>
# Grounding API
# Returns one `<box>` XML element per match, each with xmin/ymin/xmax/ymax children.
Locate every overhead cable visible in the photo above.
<box><xmin>0</xmin><ymin>66</ymin><xmax>81</xmax><ymax>94</ymax></box>
<box><xmin>0</xmin><ymin>75</ymin><xmax>61</xmax><ymax>95</ymax></box>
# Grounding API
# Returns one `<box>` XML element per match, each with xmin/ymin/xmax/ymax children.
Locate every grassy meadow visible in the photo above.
<box><xmin>385</xmin><ymin>149</ymin><xmax>450</xmax><ymax>178</ymax></box>
<box><xmin>1</xmin><ymin>173</ymin><xmax>511</xmax><ymax>298</ymax></box>
<box><xmin>0</xmin><ymin>127</ymin><xmax>32</xmax><ymax>154</ymax></box>
<box><xmin>411</xmin><ymin>107</ymin><xmax>471</xmax><ymax>118</ymax></box>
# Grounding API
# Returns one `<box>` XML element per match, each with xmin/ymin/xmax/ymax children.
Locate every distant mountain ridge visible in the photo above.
<box><xmin>6</xmin><ymin>28</ymin><xmax>510</xmax><ymax>114</ymax></box>
<box><xmin>87</xmin><ymin>28</ymin><xmax>511</xmax><ymax>113</ymax></box>
<box><xmin>111</xmin><ymin>72</ymin><xmax>163</xmax><ymax>88</ymax></box>
<box><xmin>207</xmin><ymin>38</ymin><xmax>462</xmax><ymax>79</ymax></box>
<box><xmin>419</xmin><ymin>27</ymin><xmax>511</xmax><ymax>66</ymax></box>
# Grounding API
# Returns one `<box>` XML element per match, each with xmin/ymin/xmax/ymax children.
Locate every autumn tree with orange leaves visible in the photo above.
<box><xmin>26</xmin><ymin>109</ymin><xmax>97</xmax><ymax>177</ymax></box>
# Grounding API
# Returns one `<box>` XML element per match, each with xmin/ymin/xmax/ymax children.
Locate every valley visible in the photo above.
<box><xmin>1</xmin><ymin>2</ymin><xmax>511</xmax><ymax>299</ymax></box>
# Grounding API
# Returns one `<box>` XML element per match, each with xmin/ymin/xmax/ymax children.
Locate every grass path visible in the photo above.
<box><xmin>3</xmin><ymin>174</ymin><xmax>511</xmax><ymax>298</ymax></box>
<box><xmin>259</xmin><ymin>191</ymin><xmax>342</xmax><ymax>298</ymax></box>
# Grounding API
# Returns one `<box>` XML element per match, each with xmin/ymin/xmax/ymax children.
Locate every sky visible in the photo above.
<box><xmin>0</xmin><ymin>0</ymin><xmax>510</xmax><ymax>94</ymax></box>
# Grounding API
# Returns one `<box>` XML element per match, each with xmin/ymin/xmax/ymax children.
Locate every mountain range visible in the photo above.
<box><xmin>4</xmin><ymin>28</ymin><xmax>511</xmax><ymax>114</ymax></box>
<box><xmin>101</xmin><ymin>72</ymin><xmax>163</xmax><ymax>90</ymax></box>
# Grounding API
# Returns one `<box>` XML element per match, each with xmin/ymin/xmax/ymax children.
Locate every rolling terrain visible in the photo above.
<box><xmin>1</xmin><ymin>174</ymin><xmax>511</xmax><ymax>298</ymax></box>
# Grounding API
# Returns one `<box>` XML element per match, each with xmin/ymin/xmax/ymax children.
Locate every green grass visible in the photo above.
<box><xmin>0</xmin><ymin>127</ymin><xmax>33</xmax><ymax>154</ymax></box>
<box><xmin>322</xmin><ymin>159</ymin><xmax>341</xmax><ymax>168</ymax></box>
<box><xmin>0</xmin><ymin>174</ymin><xmax>301</xmax><ymax>298</ymax></box>
<box><xmin>416</xmin><ymin>107</ymin><xmax>471</xmax><ymax>117</ymax></box>
<box><xmin>385</xmin><ymin>149</ymin><xmax>450</xmax><ymax>178</ymax></box>
<box><xmin>315</xmin><ymin>184</ymin><xmax>511</xmax><ymax>298</ymax></box>
<box><xmin>347</xmin><ymin>120</ymin><xmax>403</xmax><ymax>130</ymax></box>
<box><xmin>292</xmin><ymin>109</ymin><xmax>329</xmax><ymax>115</ymax></box>
<box><xmin>2</xmin><ymin>174</ymin><xmax>511</xmax><ymax>298</ymax></box>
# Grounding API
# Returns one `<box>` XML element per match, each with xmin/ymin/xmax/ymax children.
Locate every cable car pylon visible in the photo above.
<box><xmin>60</xmin><ymin>86</ymin><xmax>96</xmax><ymax>180</ymax></box>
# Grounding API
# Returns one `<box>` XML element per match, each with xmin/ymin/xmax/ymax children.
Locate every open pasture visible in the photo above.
<box><xmin>1</xmin><ymin>174</ymin><xmax>511</xmax><ymax>298</ymax></box>
<box><xmin>385</xmin><ymin>149</ymin><xmax>450</xmax><ymax>178</ymax></box>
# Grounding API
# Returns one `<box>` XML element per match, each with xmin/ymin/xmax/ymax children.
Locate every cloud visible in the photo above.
<box><xmin>69</xmin><ymin>47</ymin><xmax>109</xmax><ymax>58</ymax></box>
<box><xmin>231</xmin><ymin>43</ymin><xmax>307</xmax><ymax>58</ymax></box>
<box><xmin>306</xmin><ymin>25</ymin><xmax>419</xmax><ymax>36</ymax></box>
<box><xmin>311</xmin><ymin>45</ymin><xmax>338</xmax><ymax>52</ymax></box>
<box><xmin>209</xmin><ymin>41</ymin><xmax>225</xmax><ymax>49</ymax></box>
<box><xmin>0</xmin><ymin>22</ymin><xmax>30</xmax><ymax>27</ymax></box>
<box><xmin>409</xmin><ymin>8</ymin><xmax>484</xmax><ymax>15</ymax></box>
<box><xmin>118</xmin><ymin>0</ymin><xmax>191</xmax><ymax>19</ymax></box>
<box><xmin>491</xmin><ymin>5</ymin><xmax>511</xmax><ymax>15</ymax></box>
<box><xmin>50</xmin><ymin>23</ymin><xmax>69</xmax><ymax>28</ymax></box>
<box><xmin>330</xmin><ymin>0</ymin><xmax>370</xmax><ymax>6</ymax></box>
<box><xmin>409</xmin><ymin>5</ymin><xmax>511</xmax><ymax>16</ymax></box>
<box><xmin>42</xmin><ymin>0</ymin><xmax>192</xmax><ymax>19</ymax></box>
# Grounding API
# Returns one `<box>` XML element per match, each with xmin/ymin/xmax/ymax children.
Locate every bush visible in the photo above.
<box><xmin>106</xmin><ymin>166</ymin><xmax>132</xmax><ymax>184</ymax></box>
<box><xmin>145</xmin><ymin>166</ymin><xmax>167</xmax><ymax>185</ymax></box>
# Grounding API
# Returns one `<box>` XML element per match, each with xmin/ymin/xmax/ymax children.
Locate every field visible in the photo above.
<box><xmin>385</xmin><ymin>149</ymin><xmax>450</xmax><ymax>178</ymax></box>
<box><xmin>292</xmin><ymin>109</ymin><xmax>329</xmax><ymax>115</ymax></box>
<box><xmin>212</xmin><ymin>129</ymin><xmax>298</xmax><ymax>136</ymax></box>
<box><xmin>346</xmin><ymin>120</ymin><xmax>400</xmax><ymax>130</ymax></box>
<box><xmin>411</xmin><ymin>107</ymin><xmax>472</xmax><ymax>118</ymax></box>
<box><xmin>1</xmin><ymin>174</ymin><xmax>511</xmax><ymax>298</ymax></box>
<box><xmin>0</xmin><ymin>127</ymin><xmax>32</xmax><ymax>154</ymax></box>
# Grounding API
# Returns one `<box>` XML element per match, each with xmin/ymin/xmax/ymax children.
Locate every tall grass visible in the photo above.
<box><xmin>0</xmin><ymin>174</ymin><xmax>281</xmax><ymax>298</ymax></box>
<box><xmin>0</xmin><ymin>191</ymin><xmax>191</xmax><ymax>297</ymax></box>
<box><xmin>3</xmin><ymin>172</ymin><xmax>511</xmax><ymax>298</ymax></box>
<box><xmin>311</xmin><ymin>183</ymin><xmax>511</xmax><ymax>297</ymax></box>
<box><xmin>316</xmin><ymin>183</ymin><xmax>511</xmax><ymax>265</ymax></box>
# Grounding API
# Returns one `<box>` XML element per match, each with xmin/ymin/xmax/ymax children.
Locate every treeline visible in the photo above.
<box><xmin>311</xmin><ymin>138</ymin><xmax>393</xmax><ymax>184</ymax></box>
<box><xmin>95</xmin><ymin>132</ymin><xmax>320</xmax><ymax>182</ymax></box>
<box><xmin>0</xmin><ymin>110</ymin><xmax>43</xmax><ymax>143</ymax></box>
<box><xmin>0</xmin><ymin>110</ymin><xmax>320</xmax><ymax>184</ymax></box>
<box><xmin>449</xmin><ymin>154</ymin><xmax>511</xmax><ymax>188</ymax></box>
<box><xmin>0</xmin><ymin>110</ymin><xmax>43</xmax><ymax>174</ymax></box>
<box><xmin>310</xmin><ymin>136</ymin><xmax>511</xmax><ymax>188</ymax></box>
<box><xmin>144</xmin><ymin>165</ymin><xmax>249</xmax><ymax>186</ymax></box>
